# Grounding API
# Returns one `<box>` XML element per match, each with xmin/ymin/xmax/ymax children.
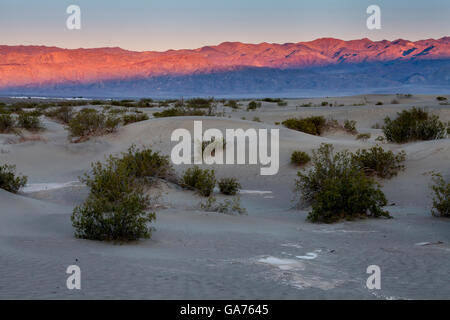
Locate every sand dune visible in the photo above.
<box><xmin>0</xmin><ymin>94</ymin><xmax>449</xmax><ymax>299</ymax></box>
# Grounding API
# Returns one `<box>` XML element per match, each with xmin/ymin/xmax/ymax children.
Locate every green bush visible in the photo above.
<box><xmin>383</xmin><ymin>107</ymin><xmax>447</xmax><ymax>143</ymax></box>
<box><xmin>45</xmin><ymin>106</ymin><xmax>74</xmax><ymax>124</ymax></box>
<box><xmin>200</xmin><ymin>196</ymin><xmax>246</xmax><ymax>215</ymax></box>
<box><xmin>247</xmin><ymin>101</ymin><xmax>262</xmax><ymax>110</ymax></box>
<box><xmin>122</xmin><ymin>113</ymin><xmax>149</xmax><ymax>125</ymax></box>
<box><xmin>0</xmin><ymin>114</ymin><xmax>16</xmax><ymax>133</ymax></box>
<box><xmin>117</xmin><ymin>145</ymin><xmax>174</xmax><ymax>183</ymax></box>
<box><xmin>344</xmin><ymin>119</ymin><xmax>357</xmax><ymax>134</ymax></box>
<box><xmin>376</xmin><ymin>101</ymin><xmax>384</xmax><ymax>105</ymax></box>
<box><xmin>290</xmin><ymin>150</ymin><xmax>311</xmax><ymax>166</ymax></box>
<box><xmin>321</xmin><ymin>101</ymin><xmax>329</xmax><ymax>107</ymax></box>
<box><xmin>67</xmin><ymin>109</ymin><xmax>119</xmax><ymax>140</ymax></box>
<box><xmin>430</xmin><ymin>173</ymin><xmax>449</xmax><ymax>218</ymax></box>
<box><xmin>351</xmin><ymin>146</ymin><xmax>405</xmax><ymax>179</ymax></box>
<box><xmin>356</xmin><ymin>133</ymin><xmax>371</xmax><ymax>141</ymax></box>
<box><xmin>277</xmin><ymin>101</ymin><xmax>288</xmax><ymax>106</ymax></box>
<box><xmin>71</xmin><ymin>154</ymin><xmax>156</xmax><ymax>241</ymax></box>
<box><xmin>181</xmin><ymin>165</ymin><xmax>216</xmax><ymax>197</ymax></box>
<box><xmin>218</xmin><ymin>177</ymin><xmax>241</xmax><ymax>195</ymax></box>
<box><xmin>224</xmin><ymin>100</ymin><xmax>239</xmax><ymax>109</ymax></box>
<box><xmin>153</xmin><ymin>107</ymin><xmax>207</xmax><ymax>118</ymax></box>
<box><xmin>282</xmin><ymin>116</ymin><xmax>327</xmax><ymax>135</ymax></box>
<box><xmin>436</xmin><ymin>96</ymin><xmax>447</xmax><ymax>101</ymax></box>
<box><xmin>17</xmin><ymin>113</ymin><xmax>42</xmax><ymax>131</ymax></box>
<box><xmin>295</xmin><ymin>144</ymin><xmax>390</xmax><ymax>223</ymax></box>
<box><xmin>0</xmin><ymin>164</ymin><xmax>27</xmax><ymax>193</ymax></box>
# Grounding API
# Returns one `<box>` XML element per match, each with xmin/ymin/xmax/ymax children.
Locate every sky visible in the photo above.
<box><xmin>0</xmin><ymin>0</ymin><xmax>449</xmax><ymax>52</ymax></box>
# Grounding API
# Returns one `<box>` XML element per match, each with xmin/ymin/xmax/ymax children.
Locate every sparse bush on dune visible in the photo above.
<box><xmin>200</xmin><ymin>196</ymin><xmax>246</xmax><ymax>215</ymax></box>
<box><xmin>224</xmin><ymin>100</ymin><xmax>239</xmax><ymax>109</ymax></box>
<box><xmin>45</xmin><ymin>106</ymin><xmax>74</xmax><ymax>124</ymax></box>
<box><xmin>356</xmin><ymin>133</ymin><xmax>371</xmax><ymax>141</ymax></box>
<box><xmin>436</xmin><ymin>96</ymin><xmax>447</xmax><ymax>101</ymax></box>
<box><xmin>17</xmin><ymin>113</ymin><xmax>42</xmax><ymax>132</ymax></box>
<box><xmin>0</xmin><ymin>114</ymin><xmax>16</xmax><ymax>133</ymax></box>
<box><xmin>218</xmin><ymin>177</ymin><xmax>241</xmax><ymax>195</ymax></box>
<box><xmin>116</xmin><ymin>145</ymin><xmax>175</xmax><ymax>184</ymax></box>
<box><xmin>430</xmin><ymin>173</ymin><xmax>449</xmax><ymax>218</ymax></box>
<box><xmin>376</xmin><ymin>101</ymin><xmax>384</xmax><ymax>105</ymax></box>
<box><xmin>344</xmin><ymin>119</ymin><xmax>357</xmax><ymax>134</ymax></box>
<box><xmin>382</xmin><ymin>107</ymin><xmax>448</xmax><ymax>143</ymax></box>
<box><xmin>71</xmin><ymin>155</ymin><xmax>155</xmax><ymax>241</ymax></box>
<box><xmin>290</xmin><ymin>150</ymin><xmax>311</xmax><ymax>166</ymax></box>
<box><xmin>122</xmin><ymin>113</ymin><xmax>149</xmax><ymax>125</ymax></box>
<box><xmin>181</xmin><ymin>165</ymin><xmax>216</xmax><ymax>197</ymax></box>
<box><xmin>153</xmin><ymin>107</ymin><xmax>207</xmax><ymax>118</ymax></box>
<box><xmin>71</xmin><ymin>146</ymin><xmax>170</xmax><ymax>241</ymax></box>
<box><xmin>0</xmin><ymin>164</ymin><xmax>27</xmax><ymax>194</ymax></box>
<box><xmin>247</xmin><ymin>101</ymin><xmax>261</xmax><ymax>110</ymax></box>
<box><xmin>67</xmin><ymin>108</ymin><xmax>120</xmax><ymax>142</ymax></box>
<box><xmin>282</xmin><ymin>116</ymin><xmax>327</xmax><ymax>135</ymax></box>
<box><xmin>351</xmin><ymin>145</ymin><xmax>405</xmax><ymax>179</ymax></box>
<box><xmin>295</xmin><ymin>143</ymin><xmax>390</xmax><ymax>223</ymax></box>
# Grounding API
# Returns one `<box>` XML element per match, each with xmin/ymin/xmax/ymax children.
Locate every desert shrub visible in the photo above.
<box><xmin>261</xmin><ymin>98</ymin><xmax>282</xmax><ymax>103</ymax></box>
<box><xmin>116</xmin><ymin>145</ymin><xmax>174</xmax><ymax>183</ymax></box>
<box><xmin>274</xmin><ymin>121</ymin><xmax>280</xmax><ymax>125</ymax></box>
<box><xmin>356</xmin><ymin>133</ymin><xmax>371</xmax><ymax>141</ymax></box>
<box><xmin>181</xmin><ymin>165</ymin><xmax>216</xmax><ymax>197</ymax></box>
<box><xmin>252</xmin><ymin>117</ymin><xmax>261</xmax><ymax>122</ymax></box>
<box><xmin>290</xmin><ymin>150</ymin><xmax>311</xmax><ymax>166</ymax></box>
<box><xmin>430</xmin><ymin>173</ymin><xmax>449</xmax><ymax>218</ymax></box>
<box><xmin>344</xmin><ymin>119</ymin><xmax>357</xmax><ymax>134</ymax></box>
<box><xmin>299</xmin><ymin>102</ymin><xmax>313</xmax><ymax>107</ymax></box>
<box><xmin>71</xmin><ymin>155</ymin><xmax>156</xmax><ymax>241</ymax></box>
<box><xmin>108</xmin><ymin>108</ymin><xmax>127</xmax><ymax>115</ymax></box>
<box><xmin>153</xmin><ymin>107</ymin><xmax>207</xmax><ymax>118</ymax></box>
<box><xmin>391</xmin><ymin>99</ymin><xmax>400</xmax><ymax>104</ymax></box>
<box><xmin>247</xmin><ymin>101</ymin><xmax>262</xmax><ymax>110</ymax></box>
<box><xmin>122</xmin><ymin>113</ymin><xmax>149</xmax><ymax>125</ymax></box>
<box><xmin>295</xmin><ymin>144</ymin><xmax>390</xmax><ymax>223</ymax></box>
<box><xmin>186</xmin><ymin>98</ymin><xmax>213</xmax><ymax>109</ymax></box>
<box><xmin>137</xmin><ymin>98</ymin><xmax>154</xmax><ymax>108</ymax></box>
<box><xmin>200</xmin><ymin>196</ymin><xmax>246</xmax><ymax>215</ymax></box>
<box><xmin>45</xmin><ymin>106</ymin><xmax>74</xmax><ymax>124</ymax></box>
<box><xmin>282</xmin><ymin>116</ymin><xmax>327</xmax><ymax>135</ymax></box>
<box><xmin>224</xmin><ymin>100</ymin><xmax>239</xmax><ymax>109</ymax></box>
<box><xmin>351</xmin><ymin>146</ymin><xmax>405</xmax><ymax>179</ymax></box>
<box><xmin>321</xmin><ymin>101</ymin><xmax>329</xmax><ymax>106</ymax></box>
<box><xmin>67</xmin><ymin>109</ymin><xmax>119</xmax><ymax>140</ymax></box>
<box><xmin>218</xmin><ymin>178</ymin><xmax>241</xmax><ymax>195</ymax></box>
<box><xmin>382</xmin><ymin>107</ymin><xmax>447</xmax><ymax>143</ymax></box>
<box><xmin>376</xmin><ymin>101</ymin><xmax>384</xmax><ymax>105</ymax></box>
<box><xmin>0</xmin><ymin>164</ymin><xmax>27</xmax><ymax>193</ymax></box>
<box><xmin>17</xmin><ymin>113</ymin><xmax>42</xmax><ymax>131</ymax></box>
<box><xmin>277</xmin><ymin>101</ymin><xmax>288</xmax><ymax>106</ymax></box>
<box><xmin>0</xmin><ymin>114</ymin><xmax>16</xmax><ymax>133</ymax></box>
<box><xmin>436</xmin><ymin>96</ymin><xmax>447</xmax><ymax>101</ymax></box>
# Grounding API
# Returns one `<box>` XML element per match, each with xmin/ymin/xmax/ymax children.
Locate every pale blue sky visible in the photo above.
<box><xmin>0</xmin><ymin>0</ymin><xmax>448</xmax><ymax>51</ymax></box>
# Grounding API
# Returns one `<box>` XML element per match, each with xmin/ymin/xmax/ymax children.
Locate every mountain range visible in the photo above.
<box><xmin>1</xmin><ymin>37</ymin><xmax>449</xmax><ymax>97</ymax></box>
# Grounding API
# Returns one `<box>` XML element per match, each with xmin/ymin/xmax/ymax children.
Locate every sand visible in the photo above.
<box><xmin>0</xmin><ymin>94</ymin><xmax>449</xmax><ymax>299</ymax></box>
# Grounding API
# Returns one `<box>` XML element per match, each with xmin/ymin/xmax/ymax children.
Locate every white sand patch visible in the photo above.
<box><xmin>21</xmin><ymin>181</ymin><xmax>84</xmax><ymax>193</ymax></box>
<box><xmin>257</xmin><ymin>256</ymin><xmax>305</xmax><ymax>271</ymax></box>
<box><xmin>281</xmin><ymin>243</ymin><xmax>303</xmax><ymax>249</ymax></box>
<box><xmin>240</xmin><ymin>190</ymin><xmax>273</xmax><ymax>195</ymax></box>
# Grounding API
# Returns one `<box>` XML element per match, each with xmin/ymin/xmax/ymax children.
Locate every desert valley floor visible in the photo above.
<box><xmin>0</xmin><ymin>94</ymin><xmax>449</xmax><ymax>299</ymax></box>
